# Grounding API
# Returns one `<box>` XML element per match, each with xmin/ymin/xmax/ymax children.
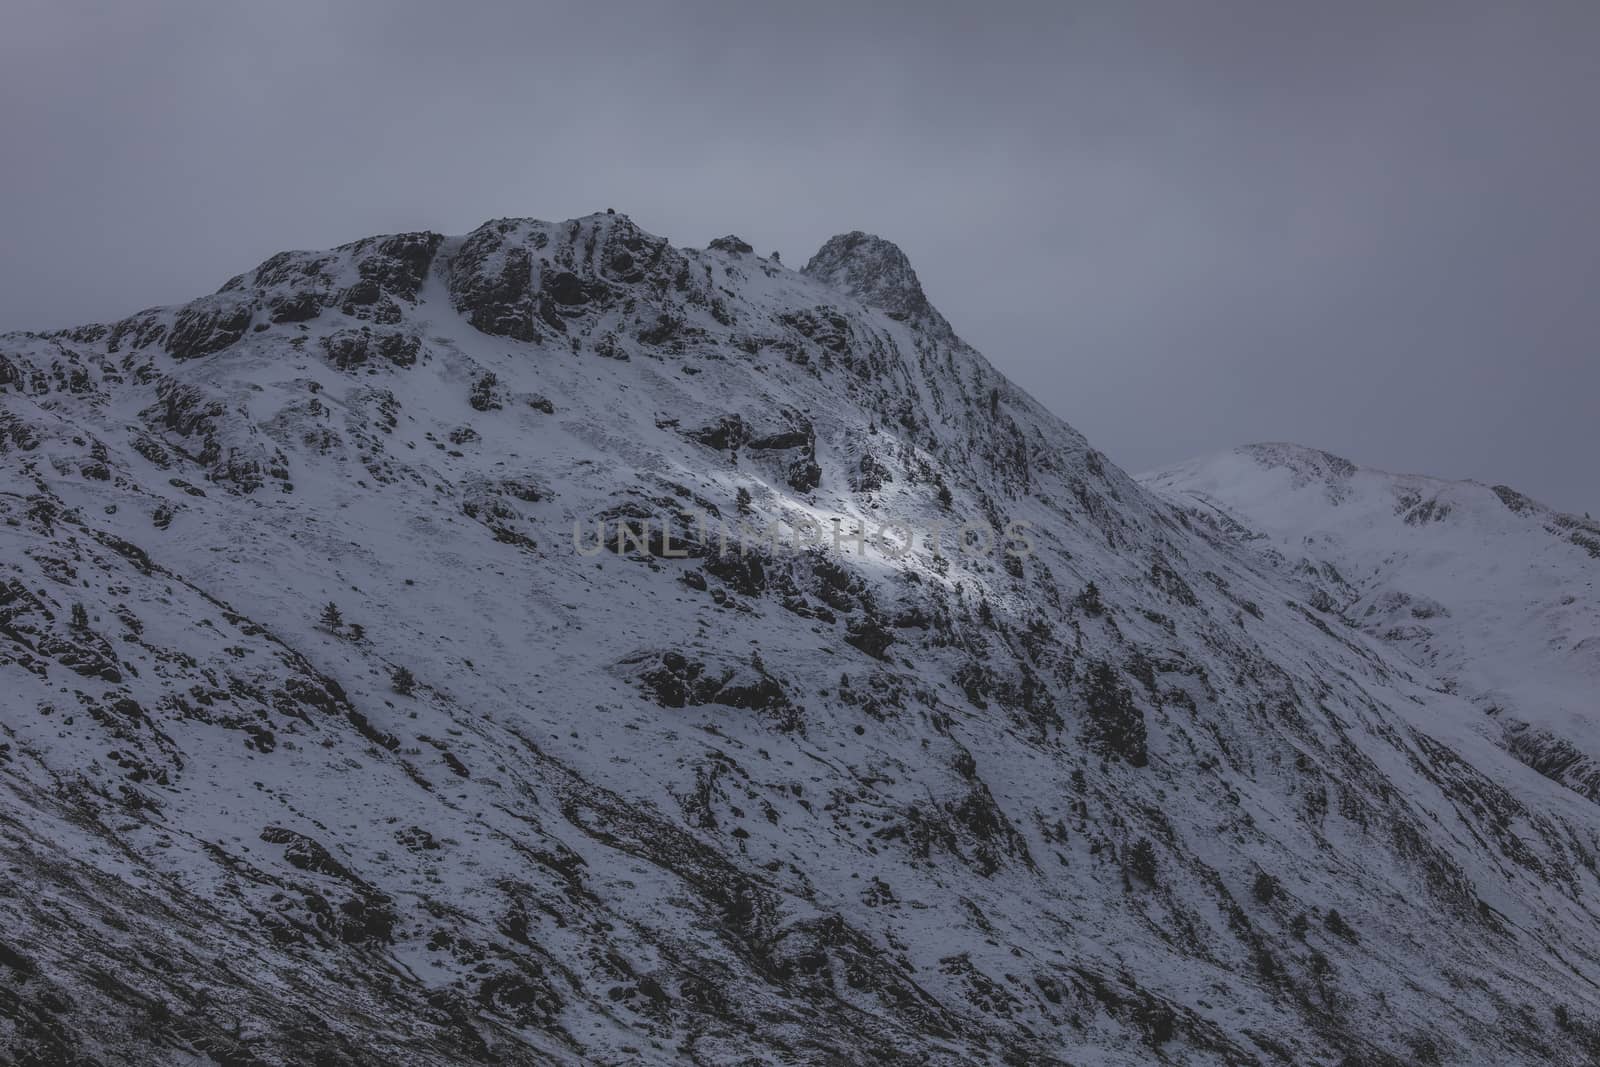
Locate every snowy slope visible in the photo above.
<box><xmin>2</xmin><ymin>216</ymin><xmax>1600</xmax><ymax>1065</ymax></box>
<box><xmin>1145</xmin><ymin>443</ymin><xmax>1600</xmax><ymax>804</ymax></box>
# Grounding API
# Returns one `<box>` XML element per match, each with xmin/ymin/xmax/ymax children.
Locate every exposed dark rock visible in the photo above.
<box><xmin>853</xmin><ymin>453</ymin><xmax>893</xmax><ymax>492</ymax></box>
<box><xmin>260</xmin><ymin>826</ymin><xmax>361</xmax><ymax>883</ymax></box>
<box><xmin>786</xmin><ymin>457</ymin><xmax>823</xmax><ymax>492</ymax></box>
<box><xmin>844</xmin><ymin>617</ymin><xmax>894</xmax><ymax>661</ymax></box>
<box><xmin>166</xmin><ymin>300</ymin><xmax>254</xmax><ymax>360</ymax></box>
<box><xmin>270</xmin><ymin>290</ymin><xmax>322</xmax><ymax>323</ymax></box>
<box><xmin>448</xmin><ymin>226</ymin><xmax>539</xmax><ymax>342</ymax></box>
<box><xmin>545</xmin><ymin>270</ymin><xmax>588</xmax><ymax>307</ymax></box>
<box><xmin>351</xmin><ymin>231</ymin><xmax>444</xmax><ymax>301</ymax></box>
<box><xmin>803</xmin><ymin>232</ymin><xmax>945</xmax><ymax>330</ymax></box>
<box><xmin>684</xmin><ymin>415</ymin><xmax>748</xmax><ymax>451</ymax></box>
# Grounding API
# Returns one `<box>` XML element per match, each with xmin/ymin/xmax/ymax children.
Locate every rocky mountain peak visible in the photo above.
<box><xmin>802</xmin><ymin>231</ymin><xmax>945</xmax><ymax>330</ymax></box>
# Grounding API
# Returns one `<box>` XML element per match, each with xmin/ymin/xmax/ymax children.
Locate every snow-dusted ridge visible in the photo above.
<box><xmin>1145</xmin><ymin>442</ymin><xmax>1600</xmax><ymax>804</ymax></box>
<box><xmin>3</xmin><ymin>213</ymin><xmax>1600</xmax><ymax>1065</ymax></box>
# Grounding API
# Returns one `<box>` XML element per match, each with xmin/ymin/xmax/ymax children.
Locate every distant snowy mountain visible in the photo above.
<box><xmin>3</xmin><ymin>214</ymin><xmax>1600</xmax><ymax>1065</ymax></box>
<box><xmin>1145</xmin><ymin>443</ymin><xmax>1600</xmax><ymax>804</ymax></box>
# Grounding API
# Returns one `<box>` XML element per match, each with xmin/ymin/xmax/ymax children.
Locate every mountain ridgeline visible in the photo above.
<box><xmin>2</xmin><ymin>212</ymin><xmax>1598</xmax><ymax>1065</ymax></box>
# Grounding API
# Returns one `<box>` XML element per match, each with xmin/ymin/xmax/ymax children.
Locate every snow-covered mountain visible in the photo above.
<box><xmin>1145</xmin><ymin>444</ymin><xmax>1600</xmax><ymax>806</ymax></box>
<box><xmin>3</xmin><ymin>213</ymin><xmax>1599</xmax><ymax>1065</ymax></box>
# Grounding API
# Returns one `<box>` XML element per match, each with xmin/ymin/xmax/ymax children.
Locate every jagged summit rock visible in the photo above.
<box><xmin>803</xmin><ymin>230</ymin><xmax>946</xmax><ymax>330</ymax></box>
<box><xmin>3</xmin><ymin>211</ymin><xmax>1600</xmax><ymax>1066</ymax></box>
<box><xmin>707</xmin><ymin>234</ymin><xmax>753</xmax><ymax>255</ymax></box>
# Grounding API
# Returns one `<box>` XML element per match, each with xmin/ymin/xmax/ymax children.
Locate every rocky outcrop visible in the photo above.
<box><xmin>803</xmin><ymin>231</ymin><xmax>947</xmax><ymax>332</ymax></box>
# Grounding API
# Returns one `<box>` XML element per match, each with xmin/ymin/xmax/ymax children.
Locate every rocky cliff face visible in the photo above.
<box><xmin>3</xmin><ymin>213</ymin><xmax>1599</xmax><ymax>1066</ymax></box>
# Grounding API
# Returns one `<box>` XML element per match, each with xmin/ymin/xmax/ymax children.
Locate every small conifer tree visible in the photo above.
<box><xmin>1252</xmin><ymin>872</ymin><xmax>1280</xmax><ymax>905</ymax></box>
<box><xmin>391</xmin><ymin>666</ymin><xmax>416</xmax><ymax>696</ymax></box>
<box><xmin>1325</xmin><ymin>908</ymin><xmax>1356</xmax><ymax>941</ymax></box>
<box><xmin>1128</xmin><ymin>838</ymin><xmax>1158</xmax><ymax>885</ymax></box>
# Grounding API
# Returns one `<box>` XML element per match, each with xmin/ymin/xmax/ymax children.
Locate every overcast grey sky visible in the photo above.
<box><xmin>3</xmin><ymin>1</ymin><xmax>1596</xmax><ymax>513</ymax></box>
